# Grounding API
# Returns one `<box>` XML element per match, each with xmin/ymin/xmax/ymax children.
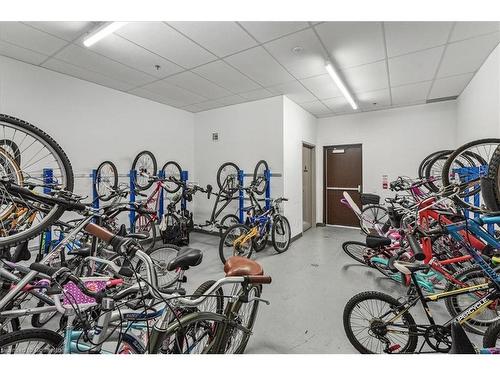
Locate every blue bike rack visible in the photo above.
<box><xmin>454</xmin><ymin>165</ymin><xmax>494</xmax><ymax>234</ymax></box>
<box><xmin>157</xmin><ymin>169</ymin><xmax>165</xmax><ymax>223</ymax></box>
<box><xmin>238</xmin><ymin>167</ymin><xmax>274</xmax><ymax>223</ymax></box>
<box><xmin>90</xmin><ymin>169</ymin><xmax>99</xmax><ymax>223</ymax></box>
<box><xmin>42</xmin><ymin>168</ymin><xmax>53</xmax><ymax>254</ymax></box>
<box><xmin>238</xmin><ymin>170</ymin><xmax>245</xmax><ymax>223</ymax></box>
<box><xmin>181</xmin><ymin>170</ymin><xmax>188</xmax><ymax>211</ymax></box>
<box><xmin>129</xmin><ymin>169</ymin><xmax>137</xmax><ymax>232</ymax></box>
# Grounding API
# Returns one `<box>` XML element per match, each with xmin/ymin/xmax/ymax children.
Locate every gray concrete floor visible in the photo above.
<box><xmin>16</xmin><ymin>226</ymin><xmax>482</xmax><ymax>353</ymax></box>
<box><xmin>185</xmin><ymin>226</ymin><xmax>482</xmax><ymax>353</ymax></box>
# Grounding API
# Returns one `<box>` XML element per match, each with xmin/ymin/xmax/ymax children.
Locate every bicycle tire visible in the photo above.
<box><xmin>132</xmin><ymin>150</ymin><xmax>157</xmax><ymax>191</ymax></box>
<box><xmin>219</xmin><ymin>223</ymin><xmax>253</xmax><ymax>264</ymax></box>
<box><xmin>342</xmin><ymin>241</ymin><xmax>370</xmax><ymax>264</ymax></box>
<box><xmin>272</xmin><ymin>215</ymin><xmax>291</xmax><ymax>253</ymax></box>
<box><xmin>191</xmin><ymin>280</ymin><xmax>224</xmax><ymax>315</ymax></box>
<box><xmin>252</xmin><ymin>160</ymin><xmax>269</xmax><ymax>196</ymax></box>
<box><xmin>483</xmin><ymin>318</ymin><xmax>500</xmax><ymax>348</ymax></box>
<box><xmin>481</xmin><ymin>144</ymin><xmax>500</xmax><ymax>211</ymax></box>
<box><xmin>133</xmin><ymin>214</ymin><xmax>157</xmax><ymax>252</ymax></box>
<box><xmin>0</xmin><ymin>328</ymin><xmax>63</xmax><ymax>354</ymax></box>
<box><xmin>418</xmin><ymin>150</ymin><xmax>449</xmax><ymax>179</ymax></box>
<box><xmin>0</xmin><ymin>114</ymin><xmax>74</xmax><ymax>249</ymax></box>
<box><xmin>218</xmin><ymin>214</ymin><xmax>240</xmax><ymax>237</ymax></box>
<box><xmin>161</xmin><ymin>161</ymin><xmax>182</xmax><ymax>193</ymax></box>
<box><xmin>216</xmin><ymin>162</ymin><xmax>240</xmax><ymax>195</ymax></box>
<box><xmin>360</xmin><ymin>205</ymin><xmax>388</xmax><ymax>235</ymax></box>
<box><xmin>444</xmin><ymin>264</ymin><xmax>500</xmax><ymax>335</ymax></box>
<box><xmin>94</xmin><ymin>160</ymin><xmax>118</xmax><ymax>201</ymax></box>
<box><xmin>343</xmin><ymin>291</ymin><xmax>418</xmax><ymax>354</ymax></box>
<box><xmin>424</xmin><ymin>150</ymin><xmax>453</xmax><ymax>192</ymax></box>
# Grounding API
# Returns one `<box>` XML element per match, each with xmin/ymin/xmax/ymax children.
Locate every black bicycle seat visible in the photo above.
<box><xmin>167</xmin><ymin>248</ymin><xmax>203</xmax><ymax>271</ymax></box>
<box><xmin>366</xmin><ymin>235</ymin><xmax>392</xmax><ymax>249</ymax></box>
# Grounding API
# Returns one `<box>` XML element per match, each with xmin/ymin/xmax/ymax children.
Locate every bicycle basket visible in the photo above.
<box><xmin>360</xmin><ymin>193</ymin><xmax>380</xmax><ymax>205</ymax></box>
<box><xmin>62</xmin><ymin>277</ymin><xmax>109</xmax><ymax>309</ymax></box>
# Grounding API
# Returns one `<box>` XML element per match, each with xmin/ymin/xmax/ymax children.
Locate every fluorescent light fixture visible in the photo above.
<box><xmin>83</xmin><ymin>22</ymin><xmax>128</xmax><ymax>47</ymax></box>
<box><xmin>325</xmin><ymin>61</ymin><xmax>358</xmax><ymax>110</ymax></box>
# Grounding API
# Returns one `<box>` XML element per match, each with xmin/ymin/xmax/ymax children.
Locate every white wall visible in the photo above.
<box><xmin>283</xmin><ymin>97</ymin><xmax>317</xmax><ymax>236</ymax></box>
<box><xmin>193</xmin><ymin>96</ymin><xmax>284</xmax><ymax>223</ymax></box>
<box><xmin>456</xmin><ymin>44</ymin><xmax>500</xmax><ymax>143</ymax></box>
<box><xmin>315</xmin><ymin>102</ymin><xmax>457</xmax><ymax>223</ymax></box>
<box><xmin>0</xmin><ymin>56</ymin><xmax>195</xmax><ymax>202</ymax></box>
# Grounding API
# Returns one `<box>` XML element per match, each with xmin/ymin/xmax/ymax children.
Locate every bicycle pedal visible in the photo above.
<box><xmin>386</xmin><ymin>344</ymin><xmax>401</xmax><ymax>353</ymax></box>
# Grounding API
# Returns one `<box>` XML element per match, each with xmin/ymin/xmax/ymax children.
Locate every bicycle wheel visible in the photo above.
<box><xmin>94</xmin><ymin>160</ymin><xmax>118</xmax><ymax>201</ymax></box>
<box><xmin>0</xmin><ymin>329</ymin><xmax>62</xmax><ymax>354</ymax></box>
<box><xmin>253</xmin><ymin>223</ymin><xmax>270</xmax><ymax>252</ymax></box>
<box><xmin>0</xmin><ymin>139</ymin><xmax>21</xmax><ymax>166</ymax></box>
<box><xmin>154</xmin><ymin>311</ymin><xmax>230</xmax><ymax>354</ymax></box>
<box><xmin>133</xmin><ymin>214</ymin><xmax>157</xmax><ymax>252</ymax></box>
<box><xmin>191</xmin><ymin>280</ymin><xmax>225</xmax><ymax>315</ymax></box>
<box><xmin>481</xmin><ymin>144</ymin><xmax>500</xmax><ymax>211</ymax></box>
<box><xmin>0</xmin><ymin>114</ymin><xmax>74</xmax><ymax>249</ymax></box>
<box><xmin>252</xmin><ymin>160</ymin><xmax>269</xmax><ymax>196</ymax></box>
<box><xmin>360</xmin><ymin>205</ymin><xmax>388</xmax><ymax>234</ymax></box>
<box><xmin>221</xmin><ymin>285</ymin><xmax>261</xmax><ymax>354</ymax></box>
<box><xmin>132</xmin><ymin>150</ymin><xmax>157</xmax><ymax>191</ymax></box>
<box><xmin>219</xmin><ymin>224</ymin><xmax>253</xmax><ymax>264</ymax></box>
<box><xmin>424</xmin><ymin>150</ymin><xmax>453</xmax><ymax>192</ymax></box>
<box><xmin>444</xmin><ymin>265</ymin><xmax>500</xmax><ymax>335</ymax></box>
<box><xmin>161</xmin><ymin>161</ymin><xmax>182</xmax><ymax>193</ymax></box>
<box><xmin>441</xmin><ymin>139</ymin><xmax>500</xmax><ymax>209</ymax></box>
<box><xmin>343</xmin><ymin>291</ymin><xmax>418</xmax><ymax>354</ymax></box>
<box><xmin>139</xmin><ymin>244</ymin><xmax>180</xmax><ymax>288</ymax></box>
<box><xmin>418</xmin><ymin>150</ymin><xmax>450</xmax><ymax>179</ymax></box>
<box><xmin>217</xmin><ymin>162</ymin><xmax>240</xmax><ymax>195</ymax></box>
<box><xmin>272</xmin><ymin>215</ymin><xmax>291</xmax><ymax>253</ymax></box>
<box><xmin>483</xmin><ymin>319</ymin><xmax>500</xmax><ymax>348</ymax></box>
<box><xmin>159</xmin><ymin>212</ymin><xmax>181</xmax><ymax>244</ymax></box>
<box><xmin>342</xmin><ymin>241</ymin><xmax>371</xmax><ymax>264</ymax></box>
<box><xmin>218</xmin><ymin>214</ymin><xmax>240</xmax><ymax>237</ymax></box>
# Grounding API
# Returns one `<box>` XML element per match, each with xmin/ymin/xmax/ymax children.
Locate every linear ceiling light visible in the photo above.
<box><xmin>325</xmin><ymin>61</ymin><xmax>358</xmax><ymax>110</ymax></box>
<box><xmin>83</xmin><ymin>22</ymin><xmax>128</xmax><ymax>47</ymax></box>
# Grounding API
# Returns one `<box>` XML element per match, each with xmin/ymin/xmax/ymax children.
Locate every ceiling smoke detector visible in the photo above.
<box><xmin>291</xmin><ymin>46</ymin><xmax>304</xmax><ymax>54</ymax></box>
<box><xmin>154</xmin><ymin>65</ymin><xmax>161</xmax><ymax>71</ymax></box>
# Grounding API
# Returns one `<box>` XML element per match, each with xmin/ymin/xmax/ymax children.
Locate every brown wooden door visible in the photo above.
<box><xmin>324</xmin><ymin>144</ymin><xmax>362</xmax><ymax>226</ymax></box>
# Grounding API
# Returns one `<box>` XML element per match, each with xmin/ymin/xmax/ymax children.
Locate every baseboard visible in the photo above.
<box><xmin>316</xmin><ymin>222</ymin><xmax>326</xmax><ymax>227</ymax></box>
<box><xmin>191</xmin><ymin>228</ymin><xmax>221</xmax><ymax>237</ymax></box>
<box><xmin>291</xmin><ymin>232</ymin><xmax>303</xmax><ymax>243</ymax></box>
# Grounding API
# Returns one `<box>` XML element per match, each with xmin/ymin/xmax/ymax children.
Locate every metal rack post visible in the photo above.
<box><xmin>181</xmin><ymin>170</ymin><xmax>188</xmax><ymax>211</ymax></box>
<box><xmin>238</xmin><ymin>169</ymin><xmax>245</xmax><ymax>223</ymax></box>
<box><xmin>42</xmin><ymin>168</ymin><xmax>53</xmax><ymax>254</ymax></box>
<box><xmin>129</xmin><ymin>170</ymin><xmax>136</xmax><ymax>232</ymax></box>
<box><xmin>158</xmin><ymin>169</ymin><xmax>165</xmax><ymax>223</ymax></box>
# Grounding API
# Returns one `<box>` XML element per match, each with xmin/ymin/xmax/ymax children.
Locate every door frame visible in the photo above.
<box><xmin>302</xmin><ymin>142</ymin><xmax>316</xmax><ymax>232</ymax></box>
<box><xmin>323</xmin><ymin>143</ymin><xmax>363</xmax><ymax>225</ymax></box>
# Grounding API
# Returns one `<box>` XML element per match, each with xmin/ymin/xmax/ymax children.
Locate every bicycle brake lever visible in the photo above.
<box><xmin>246</xmin><ymin>297</ymin><xmax>270</xmax><ymax>305</ymax></box>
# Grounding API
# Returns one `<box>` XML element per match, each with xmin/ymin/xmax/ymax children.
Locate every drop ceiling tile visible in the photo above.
<box><xmin>0</xmin><ymin>22</ymin><xmax>68</xmax><ymax>56</ymax></box>
<box><xmin>342</xmin><ymin>61</ymin><xmax>388</xmax><ymax>93</ymax></box>
<box><xmin>194</xmin><ymin>100</ymin><xmax>224</xmax><ymax>111</ymax></box>
<box><xmin>315</xmin><ymin>22</ymin><xmax>385</xmax><ymax>68</ymax></box>
<box><xmin>391</xmin><ymin>81</ymin><xmax>432</xmax><ymax>105</ymax></box>
<box><xmin>117</xmin><ymin>22</ymin><xmax>217</xmax><ymax>68</ymax></box>
<box><xmin>42</xmin><ymin>58</ymin><xmax>134</xmax><ymax>92</ymax></box>
<box><xmin>128</xmin><ymin>87</ymin><xmax>189</xmax><ymax>108</ymax></box>
<box><xmin>451</xmin><ymin>21</ymin><xmax>500</xmax><ymax>42</ymax></box>
<box><xmin>437</xmin><ymin>32</ymin><xmax>500</xmax><ymax>77</ymax></box>
<box><xmin>168</xmin><ymin>22</ymin><xmax>257</xmax><ymax>57</ymax></box>
<box><xmin>267</xmin><ymin>80</ymin><xmax>316</xmax><ymax>103</ymax></box>
<box><xmin>192</xmin><ymin>60</ymin><xmax>260</xmax><ymax>93</ymax></box>
<box><xmin>388</xmin><ymin>46</ymin><xmax>444</xmax><ymax>86</ymax></box>
<box><xmin>300</xmin><ymin>74</ymin><xmax>342</xmax><ymax>99</ymax></box>
<box><xmin>239</xmin><ymin>22</ymin><xmax>309</xmax><ymax>43</ymax></box>
<box><xmin>0</xmin><ymin>40</ymin><xmax>48</xmax><ymax>65</ymax></box>
<box><xmin>24</xmin><ymin>21</ymin><xmax>96</xmax><ymax>41</ymax></box>
<box><xmin>180</xmin><ymin>103</ymin><xmax>202</xmax><ymax>112</ymax></box>
<box><xmin>139</xmin><ymin>79</ymin><xmax>207</xmax><ymax>106</ymax></box>
<box><xmin>238</xmin><ymin>88</ymin><xmax>274</xmax><ymax>100</ymax></box>
<box><xmin>322</xmin><ymin>97</ymin><xmax>351</xmax><ymax>113</ymax></box>
<box><xmin>356</xmin><ymin>88</ymin><xmax>391</xmax><ymax>110</ymax></box>
<box><xmin>299</xmin><ymin>100</ymin><xmax>332</xmax><ymax>116</ymax></box>
<box><xmin>83</xmin><ymin>33</ymin><xmax>183</xmax><ymax>78</ymax></box>
<box><xmin>224</xmin><ymin>46</ymin><xmax>295</xmax><ymax>86</ymax></box>
<box><xmin>384</xmin><ymin>22</ymin><xmax>453</xmax><ymax>57</ymax></box>
<box><xmin>264</xmin><ymin>28</ymin><xmax>327</xmax><ymax>79</ymax></box>
<box><xmin>217</xmin><ymin>95</ymin><xmax>247</xmax><ymax>106</ymax></box>
<box><xmin>164</xmin><ymin>71</ymin><xmax>232</xmax><ymax>99</ymax></box>
<box><xmin>53</xmin><ymin>44</ymin><xmax>157</xmax><ymax>87</ymax></box>
<box><xmin>429</xmin><ymin>73</ymin><xmax>474</xmax><ymax>99</ymax></box>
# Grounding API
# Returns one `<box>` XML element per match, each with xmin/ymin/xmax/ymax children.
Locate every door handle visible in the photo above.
<box><xmin>357</xmin><ymin>185</ymin><xmax>361</xmax><ymax>193</ymax></box>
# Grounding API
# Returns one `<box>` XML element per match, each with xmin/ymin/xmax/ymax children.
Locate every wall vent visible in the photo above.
<box><xmin>426</xmin><ymin>95</ymin><xmax>458</xmax><ymax>104</ymax></box>
<box><xmin>212</xmin><ymin>132</ymin><xmax>219</xmax><ymax>141</ymax></box>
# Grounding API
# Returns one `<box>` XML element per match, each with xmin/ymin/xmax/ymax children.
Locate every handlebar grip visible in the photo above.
<box><xmin>84</xmin><ymin>223</ymin><xmax>115</xmax><ymax>243</ymax></box>
<box><xmin>246</xmin><ymin>275</ymin><xmax>272</xmax><ymax>284</ymax></box>
<box><xmin>29</xmin><ymin>263</ymin><xmax>60</xmax><ymax>276</ymax></box>
<box><xmin>407</xmin><ymin>234</ymin><xmax>426</xmax><ymax>261</ymax></box>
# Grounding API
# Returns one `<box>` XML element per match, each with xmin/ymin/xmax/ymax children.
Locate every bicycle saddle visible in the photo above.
<box><xmin>167</xmin><ymin>248</ymin><xmax>203</xmax><ymax>271</ymax></box>
<box><xmin>392</xmin><ymin>260</ymin><xmax>430</xmax><ymax>275</ymax></box>
<box><xmin>366</xmin><ymin>235</ymin><xmax>391</xmax><ymax>249</ymax></box>
<box><xmin>224</xmin><ymin>256</ymin><xmax>263</xmax><ymax>277</ymax></box>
